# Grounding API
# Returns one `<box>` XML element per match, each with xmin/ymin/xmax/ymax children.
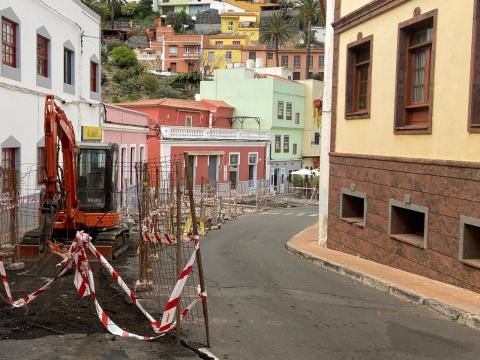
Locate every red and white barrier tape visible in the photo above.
<box><xmin>0</xmin><ymin>231</ymin><xmax>206</xmax><ymax>340</ymax></box>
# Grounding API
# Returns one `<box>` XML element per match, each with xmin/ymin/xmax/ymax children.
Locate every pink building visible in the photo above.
<box><xmin>116</xmin><ymin>99</ymin><xmax>271</xmax><ymax>191</ymax></box>
<box><xmin>102</xmin><ymin>104</ymin><xmax>149</xmax><ymax>204</ymax></box>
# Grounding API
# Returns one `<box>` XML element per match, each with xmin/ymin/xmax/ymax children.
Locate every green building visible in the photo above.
<box><xmin>153</xmin><ymin>0</ymin><xmax>210</xmax><ymax>16</ymax></box>
<box><xmin>200</xmin><ymin>68</ymin><xmax>306</xmax><ymax>192</ymax></box>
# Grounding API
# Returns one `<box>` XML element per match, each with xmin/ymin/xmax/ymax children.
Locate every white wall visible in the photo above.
<box><xmin>0</xmin><ymin>0</ymin><xmax>101</xmax><ymax>175</ymax></box>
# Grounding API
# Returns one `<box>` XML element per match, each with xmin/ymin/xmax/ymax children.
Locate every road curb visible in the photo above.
<box><xmin>285</xmin><ymin>240</ymin><xmax>480</xmax><ymax>332</ymax></box>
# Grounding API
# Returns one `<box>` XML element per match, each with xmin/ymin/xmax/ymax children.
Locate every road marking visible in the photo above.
<box><xmin>198</xmin><ymin>348</ymin><xmax>220</xmax><ymax>360</ymax></box>
<box><xmin>308</xmin><ymin>213</ymin><xmax>318</xmax><ymax>217</ymax></box>
<box><xmin>296</xmin><ymin>213</ymin><xmax>305</xmax><ymax>216</ymax></box>
<box><xmin>269</xmin><ymin>212</ymin><xmax>280</xmax><ymax>215</ymax></box>
<box><xmin>282</xmin><ymin>213</ymin><xmax>293</xmax><ymax>216</ymax></box>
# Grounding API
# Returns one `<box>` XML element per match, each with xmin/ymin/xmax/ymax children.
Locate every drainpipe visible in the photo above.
<box><xmin>318</xmin><ymin>0</ymin><xmax>334</xmax><ymax>247</ymax></box>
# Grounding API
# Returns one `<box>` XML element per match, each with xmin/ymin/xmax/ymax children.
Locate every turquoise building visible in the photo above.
<box><xmin>200</xmin><ymin>68</ymin><xmax>306</xmax><ymax>192</ymax></box>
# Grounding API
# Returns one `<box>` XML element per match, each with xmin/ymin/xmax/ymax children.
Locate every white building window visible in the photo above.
<box><xmin>227</xmin><ymin>21</ymin><xmax>234</xmax><ymax>31</ymax></box>
<box><xmin>64</xmin><ymin>48</ymin><xmax>74</xmax><ymax>85</ymax></box>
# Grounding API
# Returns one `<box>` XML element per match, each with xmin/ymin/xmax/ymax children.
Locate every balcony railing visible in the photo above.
<box><xmin>160</xmin><ymin>126</ymin><xmax>270</xmax><ymax>141</ymax></box>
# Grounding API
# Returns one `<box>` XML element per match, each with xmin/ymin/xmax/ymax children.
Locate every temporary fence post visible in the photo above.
<box><xmin>175</xmin><ymin>161</ymin><xmax>182</xmax><ymax>345</ymax></box>
<box><xmin>10</xmin><ymin>170</ymin><xmax>19</xmax><ymax>263</ymax></box>
<box><xmin>200</xmin><ymin>177</ymin><xmax>205</xmax><ymax>234</ymax></box>
<box><xmin>184</xmin><ymin>152</ymin><xmax>210</xmax><ymax>347</ymax></box>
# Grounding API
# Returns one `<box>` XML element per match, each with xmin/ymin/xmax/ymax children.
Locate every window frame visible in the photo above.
<box><xmin>274</xmin><ymin>135</ymin><xmax>281</xmax><ymax>153</ymax></box>
<box><xmin>292</xmin><ymin>143</ymin><xmax>297</xmax><ymax>155</ymax></box>
<box><xmin>283</xmin><ymin>135</ymin><xmax>289</xmax><ymax>153</ymax></box>
<box><xmin>307</xmin><ymin>55</ymin><xmax>313</xmax><ymax>67</ymax></box>
<box><xmin>293</xmin><ymin>55</ymin><xmax>301</xmax><ymax>68</ymax></box>
<box><xmin>459</xmin><ymin>215</ymin><xmax>480</xmax><ymax>269</ymax></box>
<box><xmin>37</xmin><ymin>35</ymin><xmax>49</xmax><ymax>78</ymax></box>
<box><xmin>90</xmin><ymin>61</ymin><xmax>98</xmax><ymax>93</ymax></box>
<box><xmin>295</xmin><ymin>112</ymin><xmax>300</xmax><ymax>124</ymax></box>
<box><xmin>277</xmin><ymin>101</ymin><xmax>284</xmax><ymax>119</ymax></box>
<box><xmin>345</xmin><ymin>35</ymin><xmax>373</xmax><ymax>120</ymax></box>
<box><xmin>225</xmin><ymin>51</ymin><xmax>232</xmax><ymax>62</ymax></box>
<box><xmin>394</xmin><ymin>10</ymin><xmax>437</xmax><ymax>134</ymax></box>
<box><xmin>248</xmin><ymin>152</ymin><xmax>258</xmax><ymax>165</ymax></box>
<box><xmin>36</xmin><ymin>147</ymin><xmax>46</xmax><ymax>185</ymax></box>
<box><xmin>2</xmin><ymin>17</ymin><xmax>17</xmax><ymax>68</ymax></box>
<box><xmin>340</xmin><ymin>188</ymin><xmax>367</xmax><ymax>228</ymax></box>
<box><xmin>286</xmin><ymin>102</ymin><xmax>292</xmax><ymax>120</ymax></box>
<box><xmin>281</xmin><ymin>55</ymin><xmax>288</xmax><ymax>67</ymax></box>
<box><xmin>388</xmin><ymin>199</ymin><xmax>429</xmax><ymax>249</ymax></box>
<box><xmin>469</xmin><ymin>0</ymin><xmax>480</xmax><ymax>132</ymax></box>
<box><xmin>64</xmin><ymin>48</ymin><xmax>74</xmax><ymax>85</ymax></box>
<box><xmin>169</xmin><ymin>45</ymin><xmax>178</xmax><ymax>56</ymax></box>
<box><xmin>229</xmin><ymin>152</ymin><xmax>240</xmax><ymax>165</ymax></box>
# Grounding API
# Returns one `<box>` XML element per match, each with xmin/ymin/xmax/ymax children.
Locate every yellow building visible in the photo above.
<box><xmin>328</xmin><ymin>0</ymin><xmax>480</xmax><ymax>293</ymax></box>
<box><xmin>298</xmin><ymin>79</ymin><xmax>323</xmax><ymax>168</ymax></box>
<box><xmin>220</xmin><ymin>12</ymin><xmax>260</xmax><ymax>42</ymax></box>
<box><xmin>202</xmin><ymin>35</ymin><xmax>248</xmax><ymax>71</ymax></box>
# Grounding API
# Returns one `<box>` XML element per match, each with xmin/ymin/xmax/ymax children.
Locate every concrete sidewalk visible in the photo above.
<box><xmin>286</xmin><ymin>223</ymin><xmax>480</xmax><ymax>331</ymax></box>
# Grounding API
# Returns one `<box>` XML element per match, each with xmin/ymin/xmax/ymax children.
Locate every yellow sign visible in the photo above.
<box><xmin>81</xmin><ymin>126</ymin><xmax>102</xmax><ymax>141</ymax></box>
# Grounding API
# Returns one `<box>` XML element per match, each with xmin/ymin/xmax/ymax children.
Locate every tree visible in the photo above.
<box><xmin>137</xmin><ymin>0</ymin><xmax>154</xmax><ymax>17</ymax></box>
<box><xmin>260</xmin><ymin>13</ymin><xmax>294</xmax><ymax>67</ymax></box>
<box><xmin>83</xmin><ymin>0</ymin><xmax>127</xmax><ymax>28</ymax></box>
<box><xmin>166</xmin><ymin>11</ymin><xmax>195</xmax><ymax>33</ymax></box>
<box><xmin>81</xmin><ymin>0</ymin><xmax>111</xmax><ymax>19</ymax></box>
<box><xmin>121</xmin><ymin>1</ymin><xmax>139</xmax><ymax>16</ymax></box>
<box><xmin>294</xmin><ymin>0</ymin><xmax>323</xmax><ymax>78</ymax></box>
<box><xmin>201</xmin><ymin>52</ymin><xmax>225</xmax><ymax>79</ymax></box>
<box><xmin>109</xmin><ymin>45</ymin><xmax>138</xmax><ymax>68</ymax></box>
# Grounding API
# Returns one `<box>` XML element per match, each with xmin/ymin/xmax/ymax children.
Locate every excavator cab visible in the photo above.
<box><xmin>77</xmin><ymin>143</ymin><xmax>118</xmax><ymax>213</ymax></box>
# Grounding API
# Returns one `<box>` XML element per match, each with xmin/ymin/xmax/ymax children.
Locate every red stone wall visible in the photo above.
<box><xmin>327</xmin><ymin>153</ymin><xmax>480</xmax><ymax>293</ymax></box>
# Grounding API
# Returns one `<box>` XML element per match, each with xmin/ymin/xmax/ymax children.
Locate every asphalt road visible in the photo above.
<box><xmin>190</xmin><ymin>205</ymin><xmax>480</xmax><ymax>360</ymax></box>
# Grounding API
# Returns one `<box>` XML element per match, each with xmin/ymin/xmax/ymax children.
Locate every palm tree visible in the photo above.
<box><xmin>83</xmin><ymin>0</ymin><xmax>127</xmax><ymax>29</ymax></box>
<box><xmin>294</xmin><ymin>0</ymin><xmax>322</xmax><ymax>79</ymax></box>
<box><xmin>260</xmin><ymin>13</ymin><xmax>294</xmax><ymax>67</ymax></box>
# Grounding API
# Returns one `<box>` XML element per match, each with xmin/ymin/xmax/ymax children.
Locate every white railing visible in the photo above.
<box><xmin>161</xmin><ymin>126</ymin><xmax>270</xmax><ymax>141</ymax></box>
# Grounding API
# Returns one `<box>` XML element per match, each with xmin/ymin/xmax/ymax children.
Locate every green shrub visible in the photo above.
<box><xmin>109</xmin><ymin>45</ymin><xmax>138</xmax><ymax>68</ymax></box>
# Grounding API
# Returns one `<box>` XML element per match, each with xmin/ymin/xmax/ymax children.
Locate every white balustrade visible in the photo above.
<box><xmin>160</xmin><ymin>126</ymin><xmax>270</xmax><ymax>141</ymax></box>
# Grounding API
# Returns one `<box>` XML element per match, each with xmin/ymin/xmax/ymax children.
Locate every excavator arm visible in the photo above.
<box><xmin>43</xmin><ymin>95</ymin><xmax>79</xmax><ymax>227</ymax></box>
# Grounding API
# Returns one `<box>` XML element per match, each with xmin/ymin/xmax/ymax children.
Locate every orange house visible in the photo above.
<box><xmin>150</xmin><ymin>19</ymin><xmax>203</xmax><ymax>74</ymax></box>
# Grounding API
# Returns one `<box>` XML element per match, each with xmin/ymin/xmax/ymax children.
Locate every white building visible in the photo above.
<box><xmin>0</xmin><ymin>0</ymin><xmax>102</xmax><ymax>179</ymax></box>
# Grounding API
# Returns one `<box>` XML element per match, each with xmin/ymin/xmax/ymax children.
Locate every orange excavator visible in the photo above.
<box><xmin>22</xmin><ymin>95</ymin><xmax>128</xmax><ymax>260</ymax></box>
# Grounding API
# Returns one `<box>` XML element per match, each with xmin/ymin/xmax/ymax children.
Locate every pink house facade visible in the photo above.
<box><xmin>102</xmin><ymin>104</ymin><xmax>149</xmax><ymax>206</ymax></box>
<box><xmin>116</xmin><ymin>99</ymin><xmax>271</xmax><ymax>192</ymax></box>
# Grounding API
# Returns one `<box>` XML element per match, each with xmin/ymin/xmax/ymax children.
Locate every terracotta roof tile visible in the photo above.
<box><xmin>116</xmin><ymin>98</ymin><xmax>209</xmax><ymax>111</ymax></box>
<box><xmin>201</xmin><ymin>99</ymin><xmax>234</xmax><ymax>109</ymax></box>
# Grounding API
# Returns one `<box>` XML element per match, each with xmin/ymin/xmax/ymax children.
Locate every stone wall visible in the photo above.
<box><xmin>327</xmin><ymin>152</ymin><xmax>480</xmax><ymax>293</ymax></box>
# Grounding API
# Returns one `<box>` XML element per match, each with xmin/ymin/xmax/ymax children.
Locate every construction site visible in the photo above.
<box><xmin>0</xmin><ymin>97</ymin><xmax>318</xmax><ymax>358</ymax></box>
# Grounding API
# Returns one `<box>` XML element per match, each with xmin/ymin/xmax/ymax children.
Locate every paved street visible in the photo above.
<box><xmin>191</xmin><ymin>206</ymin><xmax>480</xmax><ymax>360</ymax></box>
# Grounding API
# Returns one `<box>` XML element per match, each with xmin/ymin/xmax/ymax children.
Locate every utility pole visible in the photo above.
<box><xmin>318</xmin><ymin>0</ymin><xmax>334</xmax><ymax>246</ymax></box>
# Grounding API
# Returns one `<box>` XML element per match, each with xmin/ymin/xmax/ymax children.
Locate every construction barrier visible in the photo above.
<box><xmin>0</xmin><ymin>231</ymin><xmax>206</xmax><ymax>341</ymax></box>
